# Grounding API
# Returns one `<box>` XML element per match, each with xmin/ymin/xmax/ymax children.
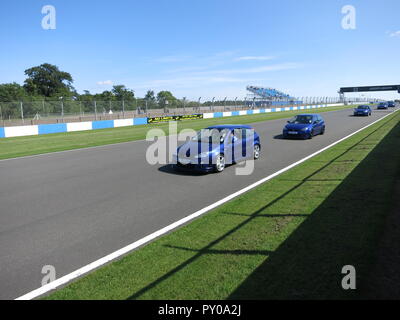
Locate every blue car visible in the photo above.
<box><xmin>283</xmin><ymin>114</ymin><xmax>325</xmax><ymax>139</ymax></box>
<box><xmin>388</xmin><ymin>101</ymin><xmax>396</xmax><ymax>108</ymax></box>
<box><xmin>377</xmin><ymin>102</ymin><xmax>389</xmax><ymax>110</ymax></box>
<box><xmin>353</xmin><ymin>105</ymin><xmax>372</xmax><ymax>116</ymax></box>
<box><xmin>173</xmin><ymin>125</ymin><xmax>261</xmax><ymax>173</ymax></box>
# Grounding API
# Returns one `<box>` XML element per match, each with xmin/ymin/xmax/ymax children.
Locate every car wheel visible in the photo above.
<box><xmin>215</xmin><ymin>154</ymin><xmax>225</xmax><ymax>173</ymax></box>
<box><xmin>254</xmin><ymin>144</ymin><xmax>261</xmax><ymax>160</ymax></box>
<box><xmin>320</xmin><ymin>126</ymin><xmax>325</xmax><ymax>135</ymax></box>
<box><xmin>308</xmin><ymin>131</ymin><xmax>313</xmax><ymax>139</ymax></box>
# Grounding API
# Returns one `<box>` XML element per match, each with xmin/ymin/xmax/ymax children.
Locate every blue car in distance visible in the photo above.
<box><xmin>377</xmin><ymin>102</ymin><xmax>389</xmax><ymax>109</ymax></box>
<box><xmin>388</xmin><ymin>101</ymin><xmax>396</xmax><ymax>108</ymax></box>
<box><xmin>353</xmin><ymin>105</ymin><xmax>372</xmax><ymax>116</ymax></box>
<box><xmin>283</xmin><ymin>114</ymin><xmax>325</xmax><ymax>139</ymax></box>
<box><xmin>173</xmin><ymin>125</ymin><xmax>261</xmax><ymax>173</ymax></box>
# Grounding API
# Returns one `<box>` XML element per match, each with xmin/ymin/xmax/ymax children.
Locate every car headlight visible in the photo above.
<box><xmin>301</xmin><ymin>127</ymin><xmax>310</xmax><ymax>132</ymax></box>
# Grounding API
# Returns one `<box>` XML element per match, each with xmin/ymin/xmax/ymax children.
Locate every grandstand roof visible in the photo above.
<box><xmin>246</xmin><ymin>86</ymin><xmax>294</xmax><ymax>100</ymax></box>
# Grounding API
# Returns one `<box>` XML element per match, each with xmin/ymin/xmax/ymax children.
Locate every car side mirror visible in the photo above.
<box><xmin>287</xmin><ymin>120</ymin><xmax>290</xmax><ymax>123</ymax></box>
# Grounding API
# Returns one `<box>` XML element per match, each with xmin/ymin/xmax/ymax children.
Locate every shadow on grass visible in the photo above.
<box><xmin>225</xmin><ymin>212</ymin><xmax>309</xmax><ymax>218</ymax></box>
<box><xmin>229</xmin><ymin>120</ymin><xmax>400</xmax><ymax>300</ymax></box>
<box><xmin>126</xmin><ymin>116</ymin><xmax>399</xmax><ymax>300</ymax></box>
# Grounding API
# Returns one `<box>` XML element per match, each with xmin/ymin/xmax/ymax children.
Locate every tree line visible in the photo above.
<box><xmin>0</xmin><ymin>63</ymin><xmax>230</xmax><ymax>118</ymax></box>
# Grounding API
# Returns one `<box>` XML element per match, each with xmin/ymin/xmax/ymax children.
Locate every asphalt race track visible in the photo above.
<box><xmin>0</xmin><ymin>107</ymin><xmax>397</xmax><ymax>299</ymax></box>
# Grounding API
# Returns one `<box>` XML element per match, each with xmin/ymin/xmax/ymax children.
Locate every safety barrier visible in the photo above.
<box><xmin>0</xmin><ymin>103</ymin><xmax>347</xmax><ymax>139</ymax></box>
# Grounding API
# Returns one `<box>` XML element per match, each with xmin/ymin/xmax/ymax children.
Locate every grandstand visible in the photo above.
<box><xmin>245</xmin><ymin>86</ymin><xmax>302</xmax><ymax>107</ymax></box>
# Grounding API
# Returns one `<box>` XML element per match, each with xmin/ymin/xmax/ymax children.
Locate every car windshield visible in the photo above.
<box><xmin>192</xmin><ymin>128</ymin><xmax>229</xmax><ymax>143</ymax></box>
<box><xmin>289</xmin><ymin>115</ymin><xmax>313</xmax><ymax>124</ymax></box>
<box><xmin>358</xmin><ymin>106</ymin><xmax>368</xmax><ymax>109</ymax></box>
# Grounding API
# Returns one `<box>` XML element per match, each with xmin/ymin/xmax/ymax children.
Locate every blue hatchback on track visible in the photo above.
<box><xmin>377</xmin><ymin>102</ymin><xmax>389</xmax><ymax>110</ymax></box>
<box><xmin>353</xmin><ymin>105</ymin><xmax>372</xmax><ymax>116</ymax></box>
<box><xmin>283</xmin><ymin>114</ymin><xmax>325</xmax><ymax>139</ymax></box>
<box><xmin>173</xmin><ymin>125</ymin><xmax>261</xmax><ymax>173</ymax></box>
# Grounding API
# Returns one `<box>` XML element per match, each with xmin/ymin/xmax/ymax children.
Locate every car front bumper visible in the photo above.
<box><xmin>172</xmin><ymin>154</ymin><xmax>216</xmax><ymax>172</ymax></box>
<box><xmin>283</xmin><ymin>130</ymin><xmax>309</xmax><ymax>138</ymax></box>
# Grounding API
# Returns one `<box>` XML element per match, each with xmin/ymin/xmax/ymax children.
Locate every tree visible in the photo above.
<box><xmin>0</xmin><ymin>83</ymin><xmax>28</xmax><ymax>102</ymax></box>
<box><xmin>144</xmin><ymin>90</ymin><xmax>156</xmax><ymax>102</ymax></box>
<box><xmin>111</xmin><ymin>85</ymin><xmax>135</xmax><ymax>101</ymax></box>
<box><xmin>94</xmin><ymin>91</ymin><xmax>114</xmax><ymax>112</ymax></box>
<box><xmin>0</xmin><ymin>83</ymin><xmax>30</xmax><ymax>118</ymax></box>
<box><xmin>97</xmin><ymin>90</ymin><xmax>114</xmax><ymax>101</ymax></box>
<box><xmin>157</xmin><ymin>91</ymin><xmax>176</xmax><ymax>109</ymax></box>
<box><xmin>23</xmin><ymin>63</ymin><xmax>74</xmax><ymax>97</ymax></box>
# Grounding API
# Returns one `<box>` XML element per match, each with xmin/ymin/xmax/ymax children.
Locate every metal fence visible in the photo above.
<box><xmin>0</xmin><ymin>97</ymin><xmax>377</xmax><ymax>127</ymax></box>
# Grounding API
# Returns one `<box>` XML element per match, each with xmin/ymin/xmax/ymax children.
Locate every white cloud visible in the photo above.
<box><xmin>389</xmin><ymin>30</ymin><xmax>400</xmax><ymax>37</ymax></box>
<box><xmin>130</xmin><ymin>75</ymin><xmax>270</xmax><ymax>100</ymax></box>
<box><xmin>97</xmin><ymin>80</ymin><xmax>113</xmax><ymax>85</ymax></box>
<box><xmin>194</xmin><ymin>62</ymin><xmax>302</xmax><ymax>76</ymax></box>
<box><xmin>234</xmin><ymin>56</ymin><xmax>275</xmax><ymax>61</ymax></box>
<box><xmin>130</xmin><ymin>76</ymin><xmax>269</xmax><ymax>90</ymax></box>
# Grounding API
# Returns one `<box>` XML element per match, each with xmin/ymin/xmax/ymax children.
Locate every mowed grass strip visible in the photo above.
<box><xmin>0</xmin><ymin>105</ymin><xmax>354</xmax><ymax>160</ymax></box>
<box><xmin>45</xmin><ymin>111</ymin><xmax>400</xmax><ymax>300</ymax></box>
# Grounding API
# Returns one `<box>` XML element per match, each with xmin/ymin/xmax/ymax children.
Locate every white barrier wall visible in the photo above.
<box><xmin>66</xmin><ymin>122</ymin><xmax>93</xmax><ymax>132</ymax></box>
<box><xmin>0</xmin><ymin>103</ymin><xmax>349</xmax><ymax>139</ymax></box>
<box><xmin>4</xmin><ymin>125</ymin><xmax>39</xmax><ymax>138</ymax></box>
<box><xmin>114</xmin><ymin>119</ymin><xmax>134</xmax><ymax>127</ymax></box>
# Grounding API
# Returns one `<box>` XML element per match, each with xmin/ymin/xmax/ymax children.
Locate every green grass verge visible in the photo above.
<box><xmin>0</xmin><ymin>105</ymin><xmax>355</xmax><ymax>160</ymax></box>
<box><xmin>45</xmin><ymin>110</ymin><xmax>400</xmax><ymax>300</ymax></box>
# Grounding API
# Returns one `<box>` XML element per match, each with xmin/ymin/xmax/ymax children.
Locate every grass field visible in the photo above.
<box><xmin>0</xmin><ymin>105</ymin><xmax>355</xmax><ymax>160</ymax></box>
<box><xmin>44</xmin><ymin>110</ymin><xmax>400</xmax><ymax>300</ymax></box>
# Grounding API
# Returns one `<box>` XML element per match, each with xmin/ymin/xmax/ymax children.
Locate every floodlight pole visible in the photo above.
<box><xmin>94</xmin><ymin>101</ymin><xmax>97</xmax><ymax>120</ymax></box>
<box><xmin>19</xmin><ymin>101</ymin><xmax>24</xmax><ymax>124</ymax></box>
<box><xmin>165</xmin><ymin>99</ymin><xmax>169</xmax><ymax>113</ymax></box>
<box><xmin>59</xmin><ymin>97</ymin><xmax>64</xmax><ymax>122</ymax></box>
<box><xmin>0</xmin><ymin>104</ymin><xmax>3</xmax><ymax>127</ymax></box>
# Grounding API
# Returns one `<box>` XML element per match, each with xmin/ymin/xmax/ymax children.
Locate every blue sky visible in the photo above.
<box><xmin>1</xmin><ymin>0</ymin><xmax>400</xmax><ymax>100</ymax></box>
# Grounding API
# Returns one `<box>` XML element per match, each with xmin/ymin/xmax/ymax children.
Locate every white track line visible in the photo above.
<box><xmin>15</xmin><ymin>109</ymin><xmax>398</xmax><ymax>300</ymax></box>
